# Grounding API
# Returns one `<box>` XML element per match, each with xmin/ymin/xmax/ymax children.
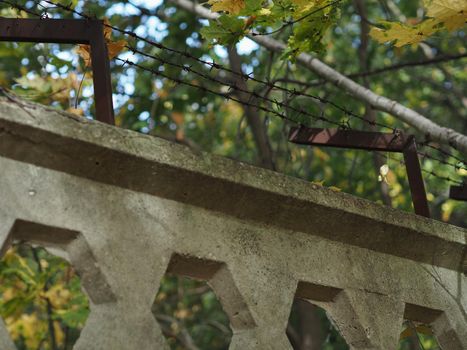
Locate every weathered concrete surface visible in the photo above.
<box><xmin>0</xmin><ymin>98</ymin><xmax>466</xmax><ymax>350</ymax></box>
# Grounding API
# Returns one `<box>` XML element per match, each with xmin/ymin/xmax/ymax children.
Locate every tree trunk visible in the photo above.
<box><xmin>227</xmin><ymin>46</ymin><xmax>275</xmax><ymax>170</ymax></box>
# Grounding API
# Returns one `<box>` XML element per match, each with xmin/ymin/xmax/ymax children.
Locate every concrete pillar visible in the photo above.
<box><xmin>322</xmin><ymin>290</ymin><xmax>405</xmax><ymax>350</ymax></box>
<box><xmin>228</xmin><ymin>271</ymin><xmax>296</xmax><ymax>350</ymax></box>
<box><xmin>0</xmin><ymin>317</ymin><xmax>16</xmax><ymax>350</ymax></box>
<box><xmin>432</xmin><ymin>309</ymin><xmax>467</xmax><ymax>350</ymax></box>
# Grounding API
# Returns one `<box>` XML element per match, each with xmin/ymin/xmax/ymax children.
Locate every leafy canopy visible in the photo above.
<box><xmin>370</xmin><ymin>0</ymin><xmax>467</xmax><ymax>47</ymax></box>
<box><xmin>201</xmin><ymin>0</ymin><xmax>342</xmax><ymax>56</ymax></box>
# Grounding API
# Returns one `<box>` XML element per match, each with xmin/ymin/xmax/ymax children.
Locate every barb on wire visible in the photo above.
<box><xmin>418</xmin><ymin>141</ymin><xmax>467</xmax><ymax>166</ymax></box>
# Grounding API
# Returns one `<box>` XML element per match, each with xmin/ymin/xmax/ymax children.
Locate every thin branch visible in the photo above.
<box><xmin>348</xmin><ymin>53</ymin><xmax>467</xmax><ymax>79</ymax></box>
<box><xmin>169</xmin><ymin>0</ymin><xmax>467</xmax><ymax>156</ymax></box>
<box><xmin>31</xmin><ymin>246</ymin><xmax>58</xmax><ymax>350</ymax></box>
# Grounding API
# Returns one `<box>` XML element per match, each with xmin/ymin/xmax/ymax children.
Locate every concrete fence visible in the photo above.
<box><xmin>0</xmin><ymin>97</ymin><xmax>466</xmax><ymax>349</ymax></box>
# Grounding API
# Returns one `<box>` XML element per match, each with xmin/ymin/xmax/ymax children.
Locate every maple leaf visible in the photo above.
<box><xmin>107</xmin><ymin>40</ymin><xmax>127</xmax><ymax>59</ymax></box>
<box><xmin>208</xmin><ymin>0</ymin><xmax>245</xmax><ymax>15</ymax></box>
<box><xmin>292</xmin><ymin>0</ymin><xmax>331</xmax><ymax>17</ymax></box>
<box><xmin>76</xmin><ymin>45</ymin><xmax>91</xmax><ymax>67</ymax></box>
<box><xmin>371</xmin><ymin>0</ymin><xmax>466</xmax><ymax>47</ymax></box>
<box><xmin>424</xmin><ymin>0</ymin><xmax>467</xmax><ymax>31</ymax></box>
<box><xmin>76</xmin><ymin>18</ymin><xmax>127</xmax><ymax>66</ymax></box>
<box><xmin>370</xmin><ymin>19</ymin><xmax>439</xmax><ymax>47</ymax></box>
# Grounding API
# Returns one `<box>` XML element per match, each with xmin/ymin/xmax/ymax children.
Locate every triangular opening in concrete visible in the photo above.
<box><xmin>287</xmin><ymin>281</ymin><xmax>349</xmax><ymax>349</ymax></box>
<box><xmin>400</xmin><ymin>304</ymin><xmax>443</xmax><ymax>349</ymax></box>
<box><xmin>286</xmin><ymin>298</ymin><xmax>349</xmax><ymax>350</ymax></box>
<box><xmin>153</xmin><ymin>253</ymin><xmax>256</xmax><ymax>349</ymax></box>
<box><xmin>153</xmin><ymin>274</ymin><xmax>232</xmax><ymax>349</ymax></box>
<box><xmin>398</xmin><ymin>320</ymin><xmax>441</xmax><ymax>350</ymax></box>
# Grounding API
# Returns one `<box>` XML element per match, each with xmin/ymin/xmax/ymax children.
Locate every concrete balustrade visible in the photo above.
<box><xmin>0</xmin><ymin>98</ymin><xmax>466</xmax><ymax>349</ymax></box>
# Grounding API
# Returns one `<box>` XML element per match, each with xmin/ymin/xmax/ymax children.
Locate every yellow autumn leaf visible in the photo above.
<box><xmin>107</xmin><ymin>40</ymin><xmax>127</xmax><ymax>59</ymax></box>
<box><xmin>76</xmin><ymin>18</ymin><xmax>126</xmax><ymax>66</ymax></box>
<box><xmin>208</xmin><ymin>0</ymin><xmax>245</xmax><ymax>14</ymax></box>
<box><xmin>66</xmin><ymin>107</ymin><xmax>85</xmax><ymax>116</ymax></box>
<box><xmin>425</xmin><ymin>0</ymin><xmax>465</xmax><ymax>19</ymax></box>
<box><xmin>400</xmin><ymin>324</ymin><xmax>433</xmax><ymax>340</ymax></box>
<box><xmin>172</xmin><ymin>111</ymin><xmax>185</xmax><ymax>141</ymax></box>
<box><xmin>371</xmin><ymin>0</ymin><xmax>466</xmax><ymax>47</ymax></box>
<box><xmin>425</xmin><ymin>0</ymin><xmax>467</xmax><ymax>31</ymax></box>
<box><xmin>370</xmin><ymin>19</ymin><xmax>439</xmax><ymax>47</ymax></box>
<box><xmin>313</xmin><ymin>147</ymin><xmax>330</xmax><ymax>161</ymax></box>
<box><xmin>292</xmin><ymin>0</ymin><xmax>334</xmax><ymax>17</ymax></box>
<box><xmin>103</xmin><ymin>18</ymin><xmax>113</xmax><ymax>40</ymax></box>
<box><xmin>76</xmin><ymin>44</ymin><xmax>91</xmax><ymax>67</ymax></box>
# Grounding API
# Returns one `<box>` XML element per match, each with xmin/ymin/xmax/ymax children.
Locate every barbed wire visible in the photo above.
<box><xmin>40</xmin><ymin>0</ymin><xmax>400</xmax><ymax>132</ymax></box>
<box><xmin>417</xmin><ymin>150</ymin><xmax>466</xmax><ymax>171</ymax></box>
<box><xmin>115</xmin><ymin>57</ymin><xmax>313</xmax><ymax>127</ymax></box>
<box><xmin>123</xmin><ymin>46</ymin><xmax>467</xmax><ymax>172</ymax></box>
<box><xmin>125</xmin><ymin>45</ymin><xmax>349</xmax><ymax>128</ymax></box>
<box><xmin>3</xmin><ymin>0</ymin><xmax>465</xmax><ymax>168</ymax></box>
<box><xmin>418</xmin><ymin>141</ymin><xmax>466</xmax><ymax>167</ymax></box>
<box><xmin>117</xmin><ymin>55</ymin><xmax>466</xmax><ymax>187</ymax></box>
<box><xmin>38</xmin><ymin>0</ymin><xmax>467</xmax><ymax>170</ymax></box>
<box><xmin>1</xmin><ymin>0</ymin><xmax>466</xmax><ymax>186</ymax></box>
<box><xmin>421</xmin><ymin>169</ymin><xmax>464</xmax><ymax>186</ymax></box>
<box><xmin>0</xmin><ymin>0</ymin><xmax>41</xmax><ymax>17</ymax></box>
<box><xmin>388</xmin><ymin>154</ymin><xmax>464</xmax><ymax>186</ymax></box>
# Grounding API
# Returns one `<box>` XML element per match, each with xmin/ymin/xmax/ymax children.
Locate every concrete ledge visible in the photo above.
<box><xmin>0</xmin><ymin>98</ymin><xmax>466</xmax><ymax>273</ymax></box>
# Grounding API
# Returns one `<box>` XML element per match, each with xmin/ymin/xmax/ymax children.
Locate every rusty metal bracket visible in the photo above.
<box><xmin>0</xmin><ymin>18</ymin><xmax>114</xmax><ymax>124</ymax></box>
<box><xmin>449</xmin><ymin>184</ymin><xmax>467</xmax><ymax>201</ymax></box>
<box><xmin>289</xmin><ymin>126</ymin><xmax>430</xmax><ymax>217</ymax></box>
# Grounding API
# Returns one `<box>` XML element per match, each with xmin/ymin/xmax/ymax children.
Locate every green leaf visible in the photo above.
<box><xmin>200</xmin><ymin>15</ymin><xmax>246</xmax><ymax>45</ymax></box>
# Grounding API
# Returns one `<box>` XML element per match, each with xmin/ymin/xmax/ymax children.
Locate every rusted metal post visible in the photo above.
<box><xmin>449</xmin><ymin>185</ymin><xmax>467</xmax><ymax>201</ymax></box>
<box><xmin>0</xmin><ymin>18</ymin><xmax>114</xmax><ymax>124</ymax></box>
<box><xmin>289</xmin><ymin>126</ymin><xmax>431</xmax><ymax>217</ymax></box>
<box><xmin>402</xmin><ymin>137</ymin><xmax>430</xmax><ymax>217</ymax></box>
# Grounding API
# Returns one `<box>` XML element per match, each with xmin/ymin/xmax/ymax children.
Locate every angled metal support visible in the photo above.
<box><xmin>449</xmin><ymin>185</ymin><xmax>467</xmax><ymax>201</ymax></box>
<box><xmin>289</xmin><ymin>127</ymin><xmax>430</xmax><ymax>217</ymax></box>
<box><xmin>0</xmin><ymin>18</ymin><xmax>114</xmax><ymax>124</ymax></box>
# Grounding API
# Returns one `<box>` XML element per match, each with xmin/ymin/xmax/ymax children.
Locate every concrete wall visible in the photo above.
<box><xmin>0</xmin><ymin>98</ymin><xmax>466</xmax><ymax>350</ymax></box>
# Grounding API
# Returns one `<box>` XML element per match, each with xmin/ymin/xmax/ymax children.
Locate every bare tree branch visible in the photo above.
<box><xmin>168</xmin><ymin>0</ymin><xmax>467</xmax><ymax>155</ymax></box>
<box><xmin>348</xmin><ymin>53</ymin><xmax>467</xmax><ymax>79</ymax></box>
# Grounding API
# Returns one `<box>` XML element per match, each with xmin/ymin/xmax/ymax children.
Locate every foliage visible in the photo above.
<box><xmin>154</xmin><ymin>275</ymin><xmax>232</xmax><ymax>349</ymax></box>
<box><xmin>201</xmin><ymin>0</ymin><xmax>342</xmax><ymax>56</ymax></box>
<box><xmin>370</xmin><ymin>0</ymin><xmax>466</xmax><ymax>47</ymax></box>
<box><xmin>0</xmin><ymin>245</ymin><xmax>89</xmax><ymax>349</ymax></box>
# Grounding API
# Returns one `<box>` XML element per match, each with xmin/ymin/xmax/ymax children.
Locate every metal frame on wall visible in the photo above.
<box><xmin>289</xmin><ymin>126</ymin><xmax>431</xmax><ymax>217</ymax></box>
<box><xmin>0</xmin><ymin>18</ymin><xmax>114</xmax><ymax>124</ymax></box>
